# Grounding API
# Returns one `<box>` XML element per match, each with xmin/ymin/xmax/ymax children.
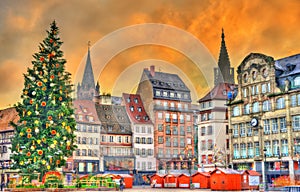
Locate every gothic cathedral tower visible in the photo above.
<box><xmin>77</xmin><ymin>42</ymin><xmax>100</xmax><ymax>100</ymax></box>
<box><xmin>214</xmin><ymin>29</ymin><xmax>235</xmax><ymax>86</ymax></box>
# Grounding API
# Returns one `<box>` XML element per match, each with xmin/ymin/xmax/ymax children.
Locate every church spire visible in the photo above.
<box><xmin>77</xmin><ymin>41</ymin><xmax>97</xmax><ymax>100</ymax></box>
<box><xmin>214</xmin><ymin>28</ymin><xmax>235</xmax><ymax>86</ymax></box>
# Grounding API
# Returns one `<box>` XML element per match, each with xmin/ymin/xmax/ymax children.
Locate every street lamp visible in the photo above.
<box><xmin>263</xmin><ymin>147</ymin><xmax>268</xmax><ymax>191</ymax></box>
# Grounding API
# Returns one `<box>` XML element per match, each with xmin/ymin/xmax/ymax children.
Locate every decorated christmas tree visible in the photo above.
<box><xmin>10</xmin><ymin>21</ymin><xmax>77</xmax><ymax>177</ymax></box>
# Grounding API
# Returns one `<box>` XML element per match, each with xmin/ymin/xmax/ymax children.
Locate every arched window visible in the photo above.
<box><xmin>262</xmin><ymin>100</ymin><xmax>271</xmax><ymax>111</ymax></box>
<box><xmin>276</xmin><ymin>97</ymin><xmax>285</xmax><ymax>109</ymax></box>
<box><xmin>252</xmin><ymin>102</ymin><xmax>259</xmax><ymax>113</ymax></box>
<box><xmin>232</xmin><ymin>106</ymin><xmax>240</xmax><ymax>116</ymax></box>
<box><xmin>294</xmin><ymin>77</ymin><xmax>300</xmax><ymax>86</ymax></box>
<box><xmin>244</xmin><ymin>104</ymin><xmax>250</xmax><ymax>114</ymax></box>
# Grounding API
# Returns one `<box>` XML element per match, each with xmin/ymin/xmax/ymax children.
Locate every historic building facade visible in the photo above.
<box><xmin>73</xmin><ymin>100</ymin><xmax>101</xmax><ymax>174</ymax></box>
<box><xmin>96</xmin><ymin>104</ymin><xmax>134</xmax><ymax>173</ymax></box>
<box><xmin>137</xmin><ymin>66</ymin><xmax>195</xmax><ymax>172</ymax></box>
<box><xmin>0</xmin><ymin>107</ymin><xmax>19</xmax><ymax>181</ymax></box>
<box><xmin>228</xmin><ymin>53</ymin><xmax>300</xmax><ymax>184</ymax></box>
<box><xmin>198</xmin><ymin>83</ymin><xmax>235</xmax><ymax>170</ymax></box>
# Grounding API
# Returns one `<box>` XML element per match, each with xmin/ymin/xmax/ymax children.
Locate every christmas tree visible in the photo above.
<box><xmin>10</xmin><ymin>21</ymin><xmax>77</xmax><ymax>177</ymax></box>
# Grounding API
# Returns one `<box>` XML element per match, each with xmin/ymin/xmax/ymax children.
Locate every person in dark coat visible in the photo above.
<box><xmin>119</xmin><ymin>177</ymin><xmax>124</xmax><ymax>191</ymax></box>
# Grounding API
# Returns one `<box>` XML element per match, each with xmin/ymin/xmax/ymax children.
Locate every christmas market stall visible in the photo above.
<box><xmin>191</xmin><ymin>171</ymin><xmax>210</xmax><ymax>189</ymax></box>
<box><xmin>150</xmin><ymin>173</ymin><xmax>165</xmax><ymax>188</ymax></box>
<box><xmin>241</xmin><ymin>170</ymin><xmax>261</xmax><ymax>190</ymax></box>
<box><xmin>177</xmin><ymin>173</ymin><xmax>190</xmax><ymax>188</ymax></box>
<box><xmin>210</xmin><ymin>168</ymin><xmax>242</xmax><ymax>191</ymax></box>
<box><xmin>163</xmin><ymin>174</ymin><xmax>179</xmax><ymax>188</ymax></box>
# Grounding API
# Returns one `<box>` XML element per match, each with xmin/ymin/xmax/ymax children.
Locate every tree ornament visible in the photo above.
<box><xmin>40</xmin><ymin>57</ymin><xmax>45</xmax><ymax>62</ymax></box>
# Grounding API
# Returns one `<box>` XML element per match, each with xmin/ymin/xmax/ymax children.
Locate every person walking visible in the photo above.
<box><xmin>119</xmin><ymin>177</ymin><xmax>124</xmax><ymax>191</ymax></box>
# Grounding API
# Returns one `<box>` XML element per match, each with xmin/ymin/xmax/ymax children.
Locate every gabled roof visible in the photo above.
<box><xmin>210</xmin><ymin>168</ymin><xmax>241</xmax><ymax>175</ymax></box>
<box><xmin>191</xmin><ymin>171</ymin><xmax>210</xmax><ymax>177</ymax></box>
<box><xmin>0</xmin><ymin>107</ymin><xmax>19</xmax><ymax>132</ymax></box>
<box><xmin>122</xmin><ymin>93</ymin><xmax>152</xmax><ymax>124</ymax></box>
<box><xmin>95</xmin><ymin>104</ymin><xmax>132</xmax><ymax>134</ymax></box>
<box><xmin>243</xmin><ymin>170</ymin><xmax>261</xmax><ymax>176</ymax></box>
<box><xmin>73</xmin><ymin>100</ymin><xmax>100</xmax><ymax>124</ymax></box>
<box><xmin>198</xmin><ymin>83</ymin><xmax>236</xmax><ymax>102</ymax></box>
<box><xmin>143</xmin><ymin>69</ymin><xmax>190</xmax><ymax>92</ymax></box>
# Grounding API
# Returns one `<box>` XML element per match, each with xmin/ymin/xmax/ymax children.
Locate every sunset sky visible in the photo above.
<box><xmin>1</xmin><ymin>0</ymin><xmax>300</xmax><ymax>109</ymax></box>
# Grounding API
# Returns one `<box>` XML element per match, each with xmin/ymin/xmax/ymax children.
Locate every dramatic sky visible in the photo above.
<box><xmin>1</xmin><ymin>0</ymin><xmax>300</xmax><ymax>109</ymax></box>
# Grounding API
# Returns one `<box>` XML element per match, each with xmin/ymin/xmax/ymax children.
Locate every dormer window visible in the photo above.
<box><xmin>130</xmin><ymin>106</ymin><xmax>134</xmax><ymax>112</ymax></box>
<box><xmin>252</xmin><ymin>71</ymin><xmax>257</xmax><ymax>80</ymax></box>
<box><xmin>243</xmin><ymin>73</ymin><xmax>248</xmax><ymax>83</ymax></box>
<box><xmin>126</xmin><ymin>98</ymin><xmax>130</xmax><ymax>103</ymax></box>
<box><xmin>137</xmin><ymin>107</ymin><xmax>142</xmax><ymax>112</ymax></box>
<box><xmin>294</xmin><ymin>76</ymin><xmax>300</xmax><ymax>87</ymax></box>
<box><xmin>136</xmin><ymin>115</ymin><xmax>141</xmax><ymax>120</ymax></box>
<box><xmin>134</xmin><ymin>98</ymin><xmax>138</xmax><ymax>103</ymax></box>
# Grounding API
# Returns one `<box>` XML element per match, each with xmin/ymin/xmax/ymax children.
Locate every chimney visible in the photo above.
<box><xmin>150</xmin><ymin>65</ymin><xmax>155</xmax><ymax>77</ymax></box>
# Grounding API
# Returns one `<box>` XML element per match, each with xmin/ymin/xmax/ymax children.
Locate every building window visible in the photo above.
<box><xmin>201</xmin><ymin>140</ymin><xmax>206</xmax><ymax>150</ymax></box>
<box><xmin>166</xmin><ymin>125</ymin><xmax>171</xmax><ymax>135</ymax></box>
<box><xmin>173</xmin><ymin>126</ymin><xmax>178</xmax><ymax>135</ymax></box>
<box><xmin>233</xmin><ymin>144</ymin><xmax>240</xmax><ymax>159</ymax></box>
<box><xmin>130</xmin><ymin>106</ymin><xmax>134</xmax><ymax>112</ymax></box>
<box><xmin>247</xmin><ymin>123</ymin><xmax>252</xmax><ymax>136</ymax></box>
<box><xmin>109</xmin><ymin>136</ymin><xmax>114</xmax><ymax>142</ymax></box>
<box><xmin>281</xmin><ymin>139</ymin><xmax>288</xmax><ymax>156</ymax></box>
<box><xmin>252</xmin><ymin>102</ymin><xmax>259</xmax><ymax>113</ymax></box>
<box><xmin>244</xmin><ymin>104</ymin><xmax>250</xmax><ymax>114</ymax></box>
<box><xmin>88</xmin><ymin>149</ymin><xmax>92</xmax><ymax>156</ymax></box>
<box><xmin>294</xmin><ymin>76</ymin><xmax>300</xmax><ymax>86</ymax></box>
<box><xmin>147</xmin><ymin>127</ymin><xmax>152</xmax><ymax>134</ymax></box>
<box><xmin>180</xmin><ymin>126</ymin><xmax>185</xmax><ymax>135</ymax></box>
<box><xmin>158</xmin><ymin>112</ymin><xmax>163</xmax><ymax>119</ymax></box>
<box><xmin>118</xmin><ymin>136</ymin><xmax>122</xmax><ymax>143</ymax></box>
<box><xmin>173</xmin><ymin>137</ymin><xmax>178</xmax><ymax>147</ymax></box>
<box><xmin>148</xmin><ymin>149</ymin><xmax>153</xmax><ymax>156</ymax></box>
<box><xmin>208</xmin><ymin>113</ymin><xmax>213</xmax><ymax>120</ymax></box>
<box><xmin>187</xmin><ymin>126</ymin><xmax>192</xmax><ymax>133</ymax></box>
<box><xmin>293</xmin><ymin>115</ymin><xmax>300</xmax><ymax>131</ymax></box>
<box><xmin>233</xmin><ymin>124</ymin><xmax>239</xmax><ymax>137</ymax></box>
<box><xmin>280</xmin><ymin>117</ymin><xmax>287</xmax><ymax>132</ymax></box>
<box><xmin>262</xmin><ymin>84</ymin><xmax>267</xmax><ymax>93</ymax></box>
<box><xmin>89</xmin><ymin>138</ymin><xmax>93</xmax><ymax>145</ymax></box>
<box><xmin>172</xmin><ymin>114</ymin><xmax>178</xmax><ymax>123</ymax></box>
<box><xmin>291</xmin><ymin>95</ymin><xmax>297</xmax><ymax>107</ymax></box>
<box><xmin>77</xmin><ymin>137</ymin><xmax>81</xmax><ymax>144</ymax></box>
<box><xmin>201</xmin><ymin>127</ymin><xmax>205</xmax><ymax>136</ymax></box>
<box><xmin>158</xmin><ymin>124</ymin><xmax>163</xmax><ymax>132</ymax></box>
<box><xmin>165</xmin><ymin>137</ymin><xmax>171</xmax><ymax>147</ymax></box>
<box><xmin>76</xmin><ymin>149</ymin><xmax>80</xmax><ymax>156</ymax></box>
<box><xmin>208</xmin><ymin>140</ymin><xmax>213</xmax><ymax>150</ymax></box>
<box><xmin>273</xmin><ymin>140</ymin><xmax>279</xmax><ymax>156</ymax></box>
<box><xmin>180</xmin><ymin>114</ymin><xmax>184</xmax><ymax>123</ymax></box>
<box><xmin>247</xmin><ymin>143</ymin><xmax>253</xmax><ymax>158</ymax></box>
<box><xmin>263</xmin><ymin>120</ymin><xmax>270</xmax><ymax>134</ymax></box>
<box><xmin>207</xmin><ymin>126</ymin><xmax>213</xmax><ymax>135</ymax></box>
<box><xmin>135</xmin><ymin>148</ymin><xmax>140</xmax><ymax>155</ymax></box>
<box><xmin>82</xmin><ymin>137</ymin><xmax>86</xmax><ymax>144</ymax></box>
<box><xmin>240</xmin><ymin>123</ymin><xmax>246</xmax><ymax>137</ymax></box>
<box><xmin>276</xmin><ymin>97</ymin><xmax>285</xmax><ymax>109</ymax></box>
<box><xmin>180</xmin><ymin>137</ymin><xmax>185</xmax><ymax>147</ymax></box>
<box><xmin>141</xmin><ymin>126</ymin><xmax>145</xmax><ymax>133</ymax></box>
<box><xmin>101</xmin><ymin>136</ymin><xmax>105</xmax><ymax>142</ymax></box>
<box><xmin>271</xmin><ymin>118</ymin><xmax>278</xmax><ymax>133</ymax></box>
<box><xmin>158</xmin><ymin>136</ymin><xmax>163</xmax><ymax>144</ymax></box>
<box><xmin>165</xmin><ymin>113</ymin><xmax>170</xmax><ymax>122</ymax></box>
<box><xmin>201</xmin><ymin>113</ymin><xmax>207</xmax><ymax>121</ymax></box>
<box><xmin>265</xmin><ymin>141</ymin><xmax>272</xmax><ymax>157</ymax></box>
<box><xmin>136</xmin><ymin>137</ymin><xmax>140</xmax><ymax>144</ymax></box>
<box><xmin>240</xmin><ymin>143</ymin><xmax>246</xmax><ymax>158</ymax></box>
<box><xmin>232</xmin><ymin>106</ymin><xmax>240</xmax><ymax>116</ymax></box>
<box><xmin>243</xmin><ymin>88</ymin><xmax>248</xmax><ymax>98</ymax></box>
<box><xmin>262</xmin><ymin>100</ymin><xmax>271</xmax><ymax>112</ymax></box>
<box><xmin>141</xmin><ymin>137</ymin><xmax>146</xmax><ymax>144</ymax></box>
<box><xmin>254</xmin><ymin>142</ymin><xmax>260</xmax><ymax>157</ymax></box>
<box><xmin>186</xmin><ymin>115</ymin><xmax>191</xmax><ymax>121</ymax></box>
<box><xmin>82</xmin><ymin>149</ymin><xmax>86</xmax><ymax>156</ymax></box>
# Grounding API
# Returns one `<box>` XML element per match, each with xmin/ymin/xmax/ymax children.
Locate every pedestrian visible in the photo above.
<box><xmin>119</xmin><ymin>177</ymin><xmax>124</xmax><ymax>191</ymax></box>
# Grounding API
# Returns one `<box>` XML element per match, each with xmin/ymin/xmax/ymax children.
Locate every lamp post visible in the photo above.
<box><xmin>263</xmin><ymin>147</ymin><xmax>268</xmax><ymax>191</ymax></box>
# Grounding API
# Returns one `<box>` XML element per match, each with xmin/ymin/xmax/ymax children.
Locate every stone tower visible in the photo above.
<box><xmin>214</xmin><ymin>29</ymin><xmax>235</xmax><ymax>86</ymax></box>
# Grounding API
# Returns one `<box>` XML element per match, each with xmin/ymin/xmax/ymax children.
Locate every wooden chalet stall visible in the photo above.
<box><xmin>177</xmin><ymin>174</ymin><xmax>190</xmax><ymax>188</ymax></box>
<box><xmin>150</xmin><ymin>174</ymin><xmax>165</xmax><ymax>188</ymax></box>
<box><xmin>192</xmin><ymin>172</ymin><xmax>210</xmax><ymax>189</ymax></box>
<box><xmin>241</xmin><ymin>170</ymin><xmax>261</xmax><ymax>190</ymax></box>
<box><xmin>210</xmin><ymin>168</ymin><xmax>242</xmax><ymax>191</ymax></box>
<box><xmin>115</xmin><ymin>174</ymin><xmax>133</xmax><ymax>188</ymax></box>
<box><xmin>163</xmin><ymin>174</ymin><xmax>178</xmax><ymax>188</ymax></box>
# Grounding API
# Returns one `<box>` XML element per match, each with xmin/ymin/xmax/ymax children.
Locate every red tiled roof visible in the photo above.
<box><xmin>198</xmin><ymin>83</ymin><xmax>236</xmax><ymax>102</ymax></box>
<box><xmin>73</xmin><ymin>100</ymin><xmax>100</xmax><ymax>124</ymax></box>
<box><xmin>122</xmin><ymin>93</ymin><xmax>152</xmax><ymax>124</ymax></box>
<box><xmin>0</xmin><ymin>107</ymin><xmax>19</xmax><ymax>132</ymax></box>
